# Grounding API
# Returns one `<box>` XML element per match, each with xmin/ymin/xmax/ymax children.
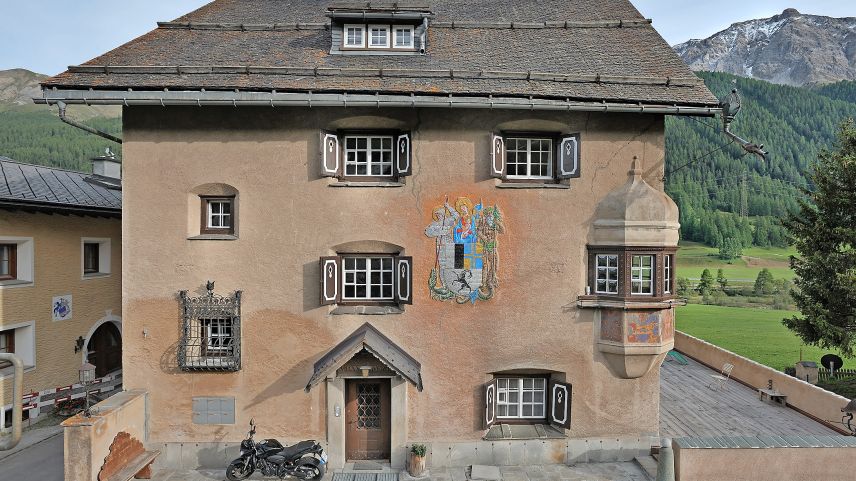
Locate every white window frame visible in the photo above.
<box><xmin>496</xmin><ymin>377</ymin><xmax>547</xmax><ymax>419</ymax></box>
<box><xmin>0</xmin><ymin>237</ymin><xmax>34</xmax><ymax>288</ymax></box>
<box><xmin>393</xmin><ymin>26</ymin><xmax>414</xmax><ymax>49</ymax></box>
<box><xmin>505</xmin><ymin>137</ymin><xmax>554</xmax><ymax>180</ymax></box>
<box><xmin>342</xmin><ymin>255</ymin><xmax>395</xmax><ymax>301</ymax></box>
<box><xmin>631</xmin><ymin>255</ymin><xmax>654</xmax><ymax>295</ymax></box>
<box><xmin>367</xmin><ymin>24</ymin><xmax>391</xmax><ymax>48</ymax></box>
<box><xmin>0</xmin><ymin>321</ymin><xmax>36</xmax><ymax>379</ymax></box>
<box><xmin>664</xmin><ymin>255</ymin><xmax>672</xmax><ymax>294</ymax></box>
<box><xmin>80</xmin><ymin>237</ymin><xmax>111</xmax><ymax>278</ymax></box>
<box><xmin>206</xmin><ymin>199</ymin><xmax>233</xmax><ymax>230</ymax></box>
<box><xmin>343</xmin><ymin>24</ymin><xmax>366</xmax><ymax>48</ymax></box>
<box><xmin>343</xmin><ymin>135</ymin><xmax>395</xmax><ymax>177</ymax></box>
<box><xmin>595</xmin><ymin>254</ymin><xmax>619</xmax><ymax>294</ymax></box>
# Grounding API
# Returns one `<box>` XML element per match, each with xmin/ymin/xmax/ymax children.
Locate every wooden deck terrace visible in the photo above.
<box><xmin>660</xmin><ymin>355</ymin><xmax>841</xmax><ymax>438</ymax></box>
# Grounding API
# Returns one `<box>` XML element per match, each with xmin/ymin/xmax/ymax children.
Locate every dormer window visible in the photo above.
<box><xmin>393</xmin><ymin>26</ymin><xmax>414</xmax><ymax>48</ymax></box>
<box><xmin>368</xmin><ymin>25</ymin><xmax>390</xmax><ymax>48</ymax></box>
<box><xmin>344</xmin><ymin>24</ymin><xmax>365</xmax><ymax>48</ymax></box>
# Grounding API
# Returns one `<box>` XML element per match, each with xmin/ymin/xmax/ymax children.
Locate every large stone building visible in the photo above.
<box><xmin>38</xmin><ymin>0</ymin><xmax>719</xmax><ymax>471</ymax></box>
<box><xmin>0</xmin><ymin>155</ymin><xmax>122</xmax><ymax>429</ymax></box>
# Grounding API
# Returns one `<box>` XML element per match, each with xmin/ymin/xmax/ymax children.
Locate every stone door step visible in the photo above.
<box><xmin>470</xmin><ymin>464</ymin><xmax>502</xmax><ymax>480</ymax></box>
<box><xmin>332</xmin><ymin>474</ymin><xmax>399</xmax><ymax>481</ymax></box>
<box><xmin>633</xmin><ymin>455</ymin><xmax>658</xmax><ymax>480</ymax></box>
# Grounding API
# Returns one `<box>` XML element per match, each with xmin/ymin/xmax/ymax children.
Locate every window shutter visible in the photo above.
<box><xmin>394</xmin><ymin>256</ymin><xmax>413</xmax><ymax>304</ymax></box>
<box><xmin>490</xmin><ymin>133</ymin><xmax>505</xmax><ymax>178</ymax></box>
<box><xmin>320</xmin><ymin>256</ymin><xmax>340</xmax><ymax>305</ymax></box>
<box><xmin>484</xmin><ymin>379</ymin><xmax>498</xmax><ymax>428</ymax></box>
<box><xmin>320</xmin><ymin>131</ymin><xmax>340</xmax><ymax>177</ymax></box>
<box><xmin>396</xmin><ymin>132</ymin><xmax>412</xmax><ymax>176</ymax></box>
<box><xmin>549</xmin><ymin>380</ymin><xmax>572</xmax><ymax>429</ymax></box>
<box><xmin>558</xmin><ymin>135</ymin><xmax>580</xmax><ymax>179</ymax></box>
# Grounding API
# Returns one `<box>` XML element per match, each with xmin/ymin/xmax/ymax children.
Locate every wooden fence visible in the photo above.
<box><xmin>818</xmin><ymin>367</ymin><xmax>856</xmax><ymax>382</ymax></box>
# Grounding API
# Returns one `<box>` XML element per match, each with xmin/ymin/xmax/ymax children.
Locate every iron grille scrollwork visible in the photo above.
<box><xmin>178</xmin><ymin>281</ymin><xmax>242</xmax><ymax>372</ymax></box>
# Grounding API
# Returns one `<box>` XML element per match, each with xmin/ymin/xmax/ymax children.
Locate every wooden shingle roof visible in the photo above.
<box><xmin>41</xmin><ymin>0</ymin><xmax>718</xmax><ymax>109</ymax></box>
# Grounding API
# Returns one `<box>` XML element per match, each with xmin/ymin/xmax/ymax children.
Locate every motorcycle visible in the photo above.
<box><xmin>226</xmin><ymin>419</ymin><xmax>327</xmax><ymax>480</ymax></box>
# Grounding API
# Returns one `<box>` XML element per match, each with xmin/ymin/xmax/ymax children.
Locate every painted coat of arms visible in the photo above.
<box><xmin>425</xmin><ymin>196</ymin><xmax>504</xmax><ymax>304</ymax></box>
<box><xmin>52</xmin><ymin>295</ymin><xmax>73</xmax><ymax>321</ymax></box>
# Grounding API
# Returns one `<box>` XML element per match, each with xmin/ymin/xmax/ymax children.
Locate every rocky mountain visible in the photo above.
<box><xmin>675</xmin><ymin>8</ymin><xmax>856</xmax><ymax>86</ymax></box>
<box><xmin>0</xmin><ymin>69</ymin><xmax>47</xmax><ymax>108</ymax></box>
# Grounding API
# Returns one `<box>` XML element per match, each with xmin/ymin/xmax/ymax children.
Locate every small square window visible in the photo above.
<box><xmin>344</xmin><ymin>24</ymin><xmax>365</xmax><ymax>48</ymax></box>
<box><xmin>393</xmin><ymin>26</ymin><xmax>414</xmax><ymax>48</ymax></box>
<box><xmin>496</xmin><ymin>377</ymin><xmax>547</xmax><ymax>420</ymax></box>
<box><xmin>344</xmin><ymin>134</ymin><xmax>395</xmax><ymax>178</ymax></box>
<box><xmin>505</xmin><ymin>137</ymin><xmax>554</xmax><ymax>180</ymax></box>
<box><xmin>595</xmin><ymin>254</ymin><xmax>619</xmax><ymax>294</ymax></box>
<box><xmin>201</xmin><ymin>197</ymin><xmax>235</xmax><ymax>234</ymax></box>
<box><xmin>342</xmin><ymin>255</ymin><xmax>395</xmax><ymax>302</ymax></box>
<box><xmin>0</xmin><ymin>244</ymin><xmax>17</xmax><ymax>280</ymax></box>
<box><xmin>83</xmin><ymin>243</ymin><xmax>99</xmax><ymax>274</ymax></box>
<box><xmin>631</xmin><ymin>255</ymin><xmax>654</xmax><ymax>295</ymax></box>
<box><xmin>368</xmin><ymin>25</ymin><xmax>390</xmax><ymax>48</ymax></box>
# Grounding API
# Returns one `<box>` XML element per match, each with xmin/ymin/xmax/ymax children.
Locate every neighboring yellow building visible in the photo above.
<box><xmin>0</xmin><ymin>154</ymin><xmax>122</xmax><ymax>429</ymax></box>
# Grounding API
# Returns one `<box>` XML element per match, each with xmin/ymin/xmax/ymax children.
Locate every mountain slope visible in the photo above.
<box><xmin>675</xmin><ymin>9</ymin><xmax>856</xmax><ymax>86</ymax></box>
<box><xmin>0</xmin><ymin>69</ymin><xmax>121</xmax><ymax>171</ymax></box>
<box><xmin>665</xmin><ymin>72</ymin><xmax>856</xmax><ymax>248</ymax></box>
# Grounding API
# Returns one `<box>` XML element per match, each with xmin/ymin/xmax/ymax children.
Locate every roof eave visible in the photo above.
<box><xmin>0</xmin><ymin>199</ymin><xmax>121</xmax><ymax>218</ymax></box>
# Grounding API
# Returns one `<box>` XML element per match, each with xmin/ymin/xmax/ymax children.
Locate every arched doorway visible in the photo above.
<box><xmin>87</xmin><ymin>322</ymin><xmax>122</xmax><ymax>377</ymax></box>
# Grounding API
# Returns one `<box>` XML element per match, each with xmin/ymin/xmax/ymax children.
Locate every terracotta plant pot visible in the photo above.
<box><xmin>408</xmin><ymin>452</ymin><xmax>426</xmax><ymax>477</ymax></box>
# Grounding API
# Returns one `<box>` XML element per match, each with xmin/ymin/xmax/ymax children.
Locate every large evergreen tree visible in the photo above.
<box><xmin>784</xmin><ymin>120</ymin><xmax>856</xmax><ymax>356</ymax></box>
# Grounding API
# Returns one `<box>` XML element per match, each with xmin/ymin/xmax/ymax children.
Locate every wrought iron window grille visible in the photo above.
<box><xmin>179</xmin><ymin>281</ymin><xmax>242</xmax><ymax>372</ymax></box>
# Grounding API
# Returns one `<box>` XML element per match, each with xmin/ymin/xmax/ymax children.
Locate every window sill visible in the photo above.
<box><xmin>82</xmin><ymin>272</ymin><xmax>111</xmax><ymax>280</ymax></box>
<box><xmin>330</xmin><ymin>305</ymin><xmax>404</xmax><ymax>315</ymax></box>
<box><xmin>329</xmin><ymin>181</ymin><xmax>405</xmax><ymax>188</ymax></box>
<box><xmin>188</xmin><ymin>234</ymin><xmax>239</xmax><ymax>241</ymax></box>
<box><xmin>0</xmin><ymin>364</ymin><xmax>35</xmax><ymax>379</ymax></box>
<box><xmin>576</xmin><ymin>295</ymin><xmax>684</xmax><ymax>309</ymax></box>
<box><xmin>484</xmin><ymin>423</ymin><xmax>566</xmax><ymax>441</ymax></box>
<box><xmin>496</xmin><ymin>182</ymin><xmax>569</xmax><ymax>189</ymax></box>
<box><xmin>0</xmin><ymin>279</ymin><xmax>33</xmax><ymax>289</ymax></box>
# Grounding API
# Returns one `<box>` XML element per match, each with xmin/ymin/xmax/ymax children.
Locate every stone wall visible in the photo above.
<box><xmin>674</xmin><ymin>331</ymin><xmax>850</xmax><ymax>434</ymax></box>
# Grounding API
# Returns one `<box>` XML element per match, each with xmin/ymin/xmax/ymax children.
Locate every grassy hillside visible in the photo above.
<box><xmin>675</xmin><ymin>304</ymin><xmax>854</xmax><ymax>371</ymax></box>
<box><xmin>677</xmin><ymin>241</ymin><xmax>794</xmax><ymax>282</ymax></box>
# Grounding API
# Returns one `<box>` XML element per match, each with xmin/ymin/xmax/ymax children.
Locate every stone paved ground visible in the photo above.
<box><xmin>152</xmin><ymin>462</ymin><xmax>649</xmax><ymax>481</ymax></box>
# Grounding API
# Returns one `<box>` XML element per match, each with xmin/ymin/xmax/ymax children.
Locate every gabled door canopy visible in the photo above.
<box><xmin>305</xmin><ymin>322</ymin><xmax>423</xmax><ymax>391</ymax></box>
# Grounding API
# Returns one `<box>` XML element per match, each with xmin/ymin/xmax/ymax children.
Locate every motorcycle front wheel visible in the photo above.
<box><xmin>296</xmin><ymin>461</ymin><xmax>325</xmax><ymax>481</ymax></box>
<box><xmin>225</xmin><ymin>460</ymin><xmax>253</xmax><ymax>481</ymax></box>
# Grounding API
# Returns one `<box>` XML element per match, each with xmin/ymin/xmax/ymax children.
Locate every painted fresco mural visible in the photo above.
<box><xmin>600</xmin><ymin>309</ymin><xmax>624</xmax><ymax>343</ymax></box>
<box><xmin>627</xmin><ymin>311</ymin><xmax>662</xmax><ymax>344</ymax></box>
<box><xmin>425</xmin><ymin>196</ymin><xmax>504</xmax><ymax>304</ymax></box>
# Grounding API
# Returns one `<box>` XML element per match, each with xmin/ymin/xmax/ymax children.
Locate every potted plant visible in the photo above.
<box><xmin>408</xmin><ymin>443</ymin><xmax>427</xmax><ymax>477</ymax></box>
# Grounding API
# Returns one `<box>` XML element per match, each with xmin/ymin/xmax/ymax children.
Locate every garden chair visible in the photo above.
<box><xmin>708</xmin><ymin>363</ymin><xmax>734</xmax><ymax>390</ymax></box>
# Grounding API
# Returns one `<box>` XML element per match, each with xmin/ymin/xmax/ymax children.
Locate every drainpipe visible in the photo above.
<box><xmin>56</xmin><ymin>101</ymin><xmax>123</xmax><ymax>144</ymax></box>
<box><xmin>0</xmin><ymin>354</ymin><xmax>24</xmax><ymax>450</ymax></box>
<box><xmin>656</xmin><ymin>437</ymin><xmax>676</xmax><ymax>481</ymax></box>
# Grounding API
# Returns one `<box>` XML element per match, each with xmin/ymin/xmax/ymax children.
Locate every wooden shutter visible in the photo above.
<box><xmin>320</xmin><ymin>131</ymin><xmax>340</xmax><ymax>177</ymax></box>
<box><xmin>490</xmin><ymin>133</ymin><xmax>505</xmax><ymax>178</ymax></box>
<box><xmin>320</xmin><ymin>256</ymin><xmax>340</xmax><ymax>305</ymax></box>
<box><xmin>549</xmin><ymin>380</ymin><xmax>572</xmax><ymax>429</ymax></box>
<box><xmin>558</xmin><ymin>134</ymin><xmax>580</xmax><ymax>179</ymax></box>
<box><xmin>394</xmin><ymin>256</ymin><xmax>413</xmax><ymax>304</ymax></box>
<box><xmin>396</xmin><ymin>132</ymin><xmax>412</xmax><ymax>177</ymax></box>
<box><xmin>484</xmin><ymin>379</ymin><xmax>498</xmax><ymax>428</ymax></box>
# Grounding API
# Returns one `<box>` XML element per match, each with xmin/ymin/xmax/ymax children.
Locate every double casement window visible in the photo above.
<box><xmin>0</xmin><ymin>244</ymin><xmax>16</xmax><ymax>280</ymax></box>
<box><xmin>320</xmin><ymin>254</ymin><xmax>412</xmax><ymax>306</ymax></box>
<box><xmin>630</xmin><ymin>255</ymin><xmax>654</xmax><ymax>295</ymax></box>
<box><xmin>490</xmin><ymin>132</ymin><xmax>580</xmax><ymax>182</ymax></box>
<box><xmin>497</xmin><ymin>377</ymin><xmax>547</xmax><ymax>419</ymax></box>
<box><xmin>200</xmin><ymin>196</ymin><xmax>235</xmax><ymax>234</ymax></box>
<box><xmin>595</xmin><ymin>254</ymin><xmax>619</xmax><ymax>294</ymax></box>
<box><xmin>342</xmin><ymin>23</ymin><xmax>416</xmax><ymax>50</ymax></box>
<box><xmin>179</xmin><ymin>285</ymin><xmax>241</xmax><ymax>371</ymax></box>
<box><xmin>320</xmin><ymin>130</ymin><xmax>412</xmax><ymax>181</ymax></box>
<box><xmin>587</xmin><ymin>248</ymin><xmax>676</xmax><ymax>299</ymax></box>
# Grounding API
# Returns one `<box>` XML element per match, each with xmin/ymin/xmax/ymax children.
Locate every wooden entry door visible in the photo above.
<box><xmin>87</xmin><ymin>322</ymin><xmax>122</xmax><ymax>377</ymax></box>
<box><xmin>345</xmin><ymin>378</ymin><xmax>391</xmax><ymax>460</ymax></box>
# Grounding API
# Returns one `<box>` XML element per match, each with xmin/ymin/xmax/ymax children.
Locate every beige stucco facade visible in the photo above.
<box><xmin>120</xmin><ymin>105</ymin><xmax>675</xmax><ymax>465</ymax></box>
<box><xmin>0</xmin><ymin>209</ymin><xmax>122</xmax><ymax>411</ymax></box>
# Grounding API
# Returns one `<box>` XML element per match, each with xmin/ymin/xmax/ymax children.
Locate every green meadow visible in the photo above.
<box><xmin>676</xmin><ymin>241</ymin><xmax>795</xmax><ymax>283</ymax></box>
<box><xmin>675</xmin><ymin>304</ymin><xmax>854</xmax><ymax>371</ymax></box>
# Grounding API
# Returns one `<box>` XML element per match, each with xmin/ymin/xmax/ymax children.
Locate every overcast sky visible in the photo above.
<box><xmin>1</xmin><ymin>1</ymin><xmax>853</xmax><ymax>75</ymax></box>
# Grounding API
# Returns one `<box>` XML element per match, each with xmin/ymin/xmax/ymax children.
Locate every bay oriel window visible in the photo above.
<box><xmin>320</xmin><ymin>130</ymin><xmax>412</xmax><ymax>182</ymax></box>
<box><xmin>490</xmin><ymin>132</ymin><xmax>580</xmax><ymax>183</ymax></box>
<box><xmin>179</xmin><ymin>282</ymin><xmax>241</xmax><ymax>371</ymax></box>
<box><xmin>320</xmin><ymin>254</ymin><xmax>412</xmax><ymax>306</ymax></box>
<box><xmin>586</xmin><ymin>247</ymin><xmax>677</xmax><ymax>300</ymax></box>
